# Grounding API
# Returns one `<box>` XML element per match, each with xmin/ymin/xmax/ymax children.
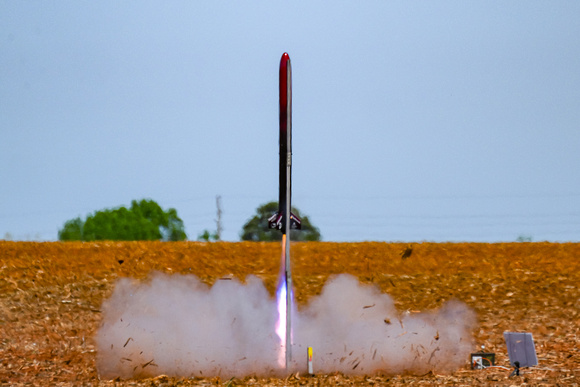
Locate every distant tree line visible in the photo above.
<box><xmin>58</xmin><ymin>199</ymin><xmax>320</xmax><ymax>242</ymax></box>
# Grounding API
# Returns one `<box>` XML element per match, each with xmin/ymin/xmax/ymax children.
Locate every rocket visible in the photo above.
<box><xmin>268</xmin><ymin>52</ymin><xmax>302</xmax><ymax>233</ymax></box>
<box><xmin>269</xmin><ymin>52</ymin><xmax>300</xmax><ymax>370</ymax></box>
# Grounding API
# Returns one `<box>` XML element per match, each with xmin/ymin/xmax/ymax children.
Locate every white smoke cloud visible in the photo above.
<box><xmin>96</xmin><ymin>272</ymin><xmax>476</xmax><ymax>379</ymax></box>
<box><xmin>294</xmin><ymin>275</ymin><xmax>476</xmax><ymax>375</ymax></box>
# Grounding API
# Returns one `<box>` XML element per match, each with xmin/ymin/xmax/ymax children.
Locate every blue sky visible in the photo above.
<box><xmin>1</xmin><ymin>2</ymin><xmax>579</xmax><ymax>242</ymax></box>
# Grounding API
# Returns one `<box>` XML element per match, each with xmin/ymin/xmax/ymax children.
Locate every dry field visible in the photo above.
<box><xmin>0</xmin><ymin>241</ymin><xmax>579</xmax><ymax>386</ymax></box>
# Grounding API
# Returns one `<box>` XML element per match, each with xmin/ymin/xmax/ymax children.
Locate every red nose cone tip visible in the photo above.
<box><xmin>281</xmin><ymin>52</ymin><xmax>290</xmax><ymax>64</ymax></box>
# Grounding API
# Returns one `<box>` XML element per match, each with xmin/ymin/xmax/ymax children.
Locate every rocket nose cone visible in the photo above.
<box><xmin>281</xmin><ymin>52</ymin><xmax>290</xmax><ymax>63</ymax></box>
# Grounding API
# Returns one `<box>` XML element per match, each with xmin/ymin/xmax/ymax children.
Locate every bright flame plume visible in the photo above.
<box><xmin>275</xmin><ymin>278</ymin><xmax>287</xmax><ymax>368</ymax></box>
<box><xmin>275</xmin><ymin>234</ymin><xmax>292</xmax><ymax>370</ymax></box>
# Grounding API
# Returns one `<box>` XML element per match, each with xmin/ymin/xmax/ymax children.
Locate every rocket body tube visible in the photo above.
<box><xmin>279</xmin><ymin>52</ymin><xmax>291</xmax><ymax>223</ymax></box>
<box><xmin>268</xmin><ymin>53</ymin><xmax>301</xmax><ymax>233</ymax></box>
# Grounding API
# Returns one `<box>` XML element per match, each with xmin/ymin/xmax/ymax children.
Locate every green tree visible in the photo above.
<box><xmin>516</xmin><ymin>234</ymin><xmax>533</xmax><ymax>242</ymax></box>
<box><xmin>58</xmin><ymin>217</ymin><xmax>84</xmax><ymax>241</ymax></box>
<box><xmin>58</xmin><ymin>199</ymin><xmax>187</xmax><ymax>241</ymax></box>
<box><xmin>197</xmin><ymin>229</ymin><xmax>219</xmax><ymax>242</ymax></box>
<box><xmin>240</xmin><ymin>201</ymin><xmax>321</xmax><ymax>241</ymax></box>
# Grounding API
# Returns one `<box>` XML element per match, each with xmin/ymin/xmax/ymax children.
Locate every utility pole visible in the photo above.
<box><xmin>214</xmin><ymin>195</ymin><xmax>223</xmax><ymax>241</ymax></box>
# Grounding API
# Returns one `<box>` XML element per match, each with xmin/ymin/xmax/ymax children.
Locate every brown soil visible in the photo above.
<box><xmin>0</xmin><ymin>241</ymin><xmax>578</xmax><ymax>386</ymax></box>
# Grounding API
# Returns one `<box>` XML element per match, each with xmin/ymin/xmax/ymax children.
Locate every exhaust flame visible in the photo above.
<box><xmin>275</xmin><ymin>279</ymin><xmax>287</xmax><ymax>368</ymax></box>
<box><xmin>275</xmin><ymin>233</ymin><xmax>291</xmax><ymax>369</ymax></box>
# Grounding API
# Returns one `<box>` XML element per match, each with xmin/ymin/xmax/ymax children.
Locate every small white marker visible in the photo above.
<box><xmin>307</xmin><ymin>346</ymin><xmax>313</xmax><ymax>375</ymax></box>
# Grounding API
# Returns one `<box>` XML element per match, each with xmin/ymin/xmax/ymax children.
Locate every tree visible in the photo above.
<box><xmin>58</xmin><ymin>217</ymin><xmax>83</xmax><ymax>241</ymax></box>
<box><xmin>58</xmin><ymin>199</ymin><xmax>187</xmax><ymax>241</ymax></box>
<box><xmin>197</xmin><ymin>229</ymin><xmax>219</xmax><ymax>242</ymax></box>
<box><xmin>240</xmin><ymin>201</ymin><xmax>321</xmax><ymax>241</ymax></box>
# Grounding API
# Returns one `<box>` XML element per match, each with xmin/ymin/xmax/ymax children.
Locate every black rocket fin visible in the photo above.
<box><xmin>290</xmin><ymin>212</ymin><xmax>301</xmax><ymax>230</ymax></box>
<box><xmin>268</xmin><ymin>212</ymin><xmax>283</xmax><ymax>230</ymax></box>
<box><xmin>268</xmin><ymin>212</ymin><xmax>302</xmax><ymax>231</ymax></box>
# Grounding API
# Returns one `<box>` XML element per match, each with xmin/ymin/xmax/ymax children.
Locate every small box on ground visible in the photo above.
<box><xmin>470</xmin><ymin>352</ymin><xmax>495</xmax><ymax>369</ymax></box>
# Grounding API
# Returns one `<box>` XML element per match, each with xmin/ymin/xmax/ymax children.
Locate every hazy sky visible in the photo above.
<box><xmin>1</xmin><ymin>2</ymin><xmax>579</xmax><ymax>242</ymax></box>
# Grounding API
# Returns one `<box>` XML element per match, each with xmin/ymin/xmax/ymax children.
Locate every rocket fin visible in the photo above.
<box><xmin>268</xmin><ymin>212</ymin><xmax>302</xmax><ymax>231</ymax></box>
<box><xmin>290</xmin><ymin>212</ymin><xmax>301</xmax><ymax>230</ymax></box>
<box><xmin>268</xmin><ymin>212</ymin><xmax>283</xmax><ymax>230</ymax></box>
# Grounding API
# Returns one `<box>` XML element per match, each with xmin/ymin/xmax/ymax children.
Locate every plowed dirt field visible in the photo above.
<box><xmin>0</xmin><ymin>241</ymin><xmax>578</xmax><ymax>386</ymax></box>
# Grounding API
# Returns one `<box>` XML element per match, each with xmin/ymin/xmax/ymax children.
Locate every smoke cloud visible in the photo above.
<box><xmin>96</xmin><ymin>272</ymin><xmax>476</xmax><ymax>379</ymax></box>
